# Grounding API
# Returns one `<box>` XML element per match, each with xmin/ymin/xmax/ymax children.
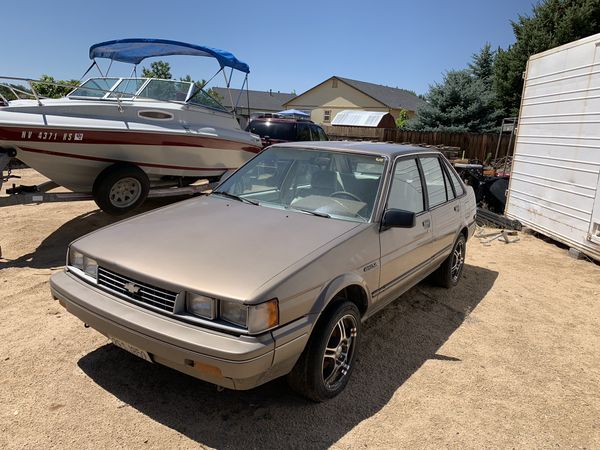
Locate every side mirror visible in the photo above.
<box><xmin>381</xmin><ymin>209</ymin><xmax>416</xmax><ymax>230</ymax></box>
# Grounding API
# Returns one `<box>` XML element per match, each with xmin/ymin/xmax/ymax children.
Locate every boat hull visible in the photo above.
<box><xmin>0</xmin><ymin>125</ymin><xmax>260</xmax><ymax>192</ymax></box>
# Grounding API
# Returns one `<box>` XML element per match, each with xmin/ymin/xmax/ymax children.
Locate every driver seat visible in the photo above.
<box><xmin>309</xmin><ymin>170</ymin><xmax>343</xmax><ymax>196</ymax></box>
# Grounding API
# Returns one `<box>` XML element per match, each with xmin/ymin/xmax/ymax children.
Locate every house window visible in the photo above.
<box><xmin>332</xmin><ymin>79</ymin><xmax>338</xmax><ymax>88</ymax></box>
<box><xmin>323</xmin><ymin>110</ymin><xmax>331</xmax><ymax>122</ymax></box>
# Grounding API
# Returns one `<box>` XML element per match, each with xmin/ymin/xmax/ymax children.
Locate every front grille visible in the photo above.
<box><xmin>97</xmin><ymin>267</ymin><xmax>178</xmax><ymax>312</ymax></box>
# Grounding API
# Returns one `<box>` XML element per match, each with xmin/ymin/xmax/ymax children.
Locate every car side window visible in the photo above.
<box><xmin>308</xmin><ymin>125</ymin><xmax>319</xmax><ymax>141</ymax></box>
<box><xmin>443</xmin><ymin>167</ymin><xmax>455</xmax><ymax>200</ymax></box>
<box><xmin>420</xmin><ymin>156</ymin><xmax>448</xmax><ymax>208</ymax></box>
<box><xmin>316</xmin><ymin>126</ymin><xmax>328</xmax><ymax>141</ymax></box>
<box><xmin>445</xmin><ymin>162</ymin><xmax>465</xmax><ymax>196</ymax></box>
<box><xmin>387</xmin><ymin>158</ymin><xmax>425</xmax><ymax>213</ymax></box>
<box><xmin>297</xmin><ymin>123</ymin><xmax>311</xmax><ymax>141</ymax></box>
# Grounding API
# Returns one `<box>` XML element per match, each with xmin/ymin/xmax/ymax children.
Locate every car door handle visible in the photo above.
<box><xmin>422</xmin><ymin>219</ymin><xmax>431</xmax><ymax>228</ymax></box>
<box><xmin>454</xmin><ymin>205</ymin><xmax>460</xmax><ymax>212</ymax></box>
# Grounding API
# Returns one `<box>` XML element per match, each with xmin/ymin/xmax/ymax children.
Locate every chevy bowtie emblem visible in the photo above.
<box><xmin>124</xmin><ymin>282</ymin><xmax>141</xmax><ymax>294</ymax></box>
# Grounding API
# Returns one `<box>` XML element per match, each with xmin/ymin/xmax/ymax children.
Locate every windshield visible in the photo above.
<box><xmin>247</xmin><ymin>121</ymin><xmax>296</xmax><ymax>141</ymax></box>
<box><xmin>187</xmin><ymin>85</ymin><xmax>227</xmax><ymax>111</ymax></box>
<box><xmin>214</xmin><ymin>146</ymin><xmax>386</xmax><ymax>222</ymax></box>
<box><xmin>137</xmin><ymin>79</ymin><xmax>191</xmax><ymax>102</ymax></box>
<box><xmin>69</xmin><ymin>78</ymin><xmax>119</xmax><ymax>98</ymax></box>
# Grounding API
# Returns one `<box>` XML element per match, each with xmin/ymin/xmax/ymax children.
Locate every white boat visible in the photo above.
<box><xmin>0</xmin><ymin>39</ymin><xmax>262</xmax><ymax>213</ymax></box>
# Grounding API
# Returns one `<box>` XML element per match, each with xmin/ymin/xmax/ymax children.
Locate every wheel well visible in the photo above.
<box><xmin>460</xmin><ymin>226</ymin><xmax>468</xmax><ymax>240</ymax></box>
<box><xmin>329</xmin><ymin>284</ymin><xmax>368</xmax><ymax>316</ymax></box>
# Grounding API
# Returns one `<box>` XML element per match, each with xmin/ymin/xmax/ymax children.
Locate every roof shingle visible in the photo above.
<box><xmin>212</xmin><ymin>88</ymin><xmax>296</xmax><ymax>112</ymax></box>
<box><xmin>336</xmin><ymin>76</ymin><xmax>427</xmax><ymax>111</ymax></box>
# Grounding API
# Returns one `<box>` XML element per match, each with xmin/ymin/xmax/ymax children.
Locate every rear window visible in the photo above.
<box><xmin>247</xmin><ymin>121</ymin><xmax>296</xmax><ymax>141</ymax></box>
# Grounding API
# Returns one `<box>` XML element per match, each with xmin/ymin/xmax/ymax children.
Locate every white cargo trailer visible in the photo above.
<box><xmin>505</xmin><ymin>33</ymin><xmax>600</xmax><ymax>262</ymax></box>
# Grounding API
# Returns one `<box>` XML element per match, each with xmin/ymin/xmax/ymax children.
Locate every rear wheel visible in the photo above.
<box><xmin>92</xmin><ymin>164</ymin><xmax>150</xmax><ymax>215</ymax></box>
<box><xmin>433</xmin><ymin>234</ymin><xmax>466</xmax><ymax>288</ymax></box>
<box><xmin>287</xmin><ymin>299</ymin><xmax>361</xmax><ymax>402</ymax></box>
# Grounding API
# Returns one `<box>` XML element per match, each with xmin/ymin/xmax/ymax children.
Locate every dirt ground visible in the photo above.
<box><xmin>0</xmin><ymin>168</ymin><xmax>599</xmax><ymax>449</ymax></box>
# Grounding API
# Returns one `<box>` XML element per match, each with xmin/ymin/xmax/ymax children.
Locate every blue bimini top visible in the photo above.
<box><xmin>89</xmin><ymin>38</ymin><xmax>250</xmax><ymax>73</ymax></box>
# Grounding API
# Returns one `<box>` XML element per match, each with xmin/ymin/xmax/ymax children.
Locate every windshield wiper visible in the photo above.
<box><xmin>213</xmin><ymin>191</ymin><xmax>259</xmax><ymax>205</ymax></box>
<box><xmin>289</xmin><ymin>206</ymin><xmax>331</xmax><ymax>218</ymax></box>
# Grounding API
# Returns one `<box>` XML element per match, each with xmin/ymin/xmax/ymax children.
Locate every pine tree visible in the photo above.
<box><xmin>409</xmin><ymin>69</ymin><xmax>500</xmax><ymax>132</ymax></box>
<box><xmin>469</xmin><ymin>43</ymin><xmax>496</xmax><ymax>89</ymax></box>
<box><xmin>495</xmin><ymin>0</ymin><xmax>600</xmax><ymax>115</ymax></box>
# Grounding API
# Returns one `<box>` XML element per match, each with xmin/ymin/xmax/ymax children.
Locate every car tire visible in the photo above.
<box><xmin>287</xmin><ymin>299</ymin><xmax>361</xmax><ymax>402</ymax></box>
<box><xmin>433</xmin><ymin>234</ymin><xmax>466</xmax><ymax>288</ymax></box>
<box><xmin>92</xmin><ymin>163</ymin><xmax>150</xmax><ymax>215</ymax></box>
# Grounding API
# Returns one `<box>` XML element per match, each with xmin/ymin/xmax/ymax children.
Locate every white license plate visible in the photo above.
<box><xmin>110</xmin><ymin>337</ymin><xmax>153</xmax><ymax>363</ymax></box>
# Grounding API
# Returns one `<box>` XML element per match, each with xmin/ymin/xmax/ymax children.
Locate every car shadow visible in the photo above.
<box><xmin>0</xmin><ymin>198</ymin><xmax>178</xmax><ymax>270</ymax></box>
<box><xmin>78</xmin><ymin>263</ymin><xmax>497</xmax><ymax>449</ymax></box>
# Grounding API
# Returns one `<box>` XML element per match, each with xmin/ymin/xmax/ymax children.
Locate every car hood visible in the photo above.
<box><xmin>73</xmin><ymin>196</ymin><xmax>361</xmax><ymax>301</ymax></box>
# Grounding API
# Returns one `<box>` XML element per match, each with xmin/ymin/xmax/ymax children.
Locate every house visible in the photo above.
<box><xmin>212</xmin><ymin>87</ymin><xmax>296</xmax><ymax>128</ymax></box>
<box><xmin>283</xmin><ymin>76</ymin><xmax>427</xmax><ymax>125</ymax></box>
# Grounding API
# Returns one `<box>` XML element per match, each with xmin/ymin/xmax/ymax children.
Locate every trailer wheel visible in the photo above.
<box><xmin>92</xmin><ymin>164</ymin><xmax>150</xmax><ymax>215</ymax></box>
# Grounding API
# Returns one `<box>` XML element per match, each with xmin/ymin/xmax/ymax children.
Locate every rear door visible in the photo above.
<box><xmin>419</xmin><ymin>155</ymin><xmax>460</xmax><ymax>257</ymax></box>
<box><xmin>378</xmin><ymin>157</ymin><xmax>433</xmax><ymax>302</ymax></box>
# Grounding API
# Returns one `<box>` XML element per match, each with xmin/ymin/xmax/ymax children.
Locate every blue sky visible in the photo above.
<box><xmin>2</xmin><ymin>0</ymin><xmax>533</xmax><ymax>96</ymax></box>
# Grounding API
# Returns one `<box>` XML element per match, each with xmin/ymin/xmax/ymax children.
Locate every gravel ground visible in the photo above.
<box><xmin>1</xmin><ymin>169</ymin><xmax>599</xmax><ymax>449</ymax></box>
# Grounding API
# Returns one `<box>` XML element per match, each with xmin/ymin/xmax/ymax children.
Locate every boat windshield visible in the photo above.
<box><xmin>67</xmin><ymin>77</ymin><xmax>227</xmax><ymax>111</ymax></box>
<box><xmin>108</xmin><ymin>78</ymin><xmax>146</xmax><ymax>98</ymax></box>
<box><xmin>136</xmin><ymin>79</ymin><xmax>190</xmax><ymax>102</ymax></box>
<box><xmin>69</xmin><ymin>78</ymin><xmax>120</xmax><ymax>98</ymax></box>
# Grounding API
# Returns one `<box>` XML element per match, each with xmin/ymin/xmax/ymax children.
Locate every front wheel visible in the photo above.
<box><xmin>92</xmin><ymin>163</ymin><xmax>150</xmax><ymax>215</ymax></box>
<box><xmin>287</xmin><ymin>300</ymin><xmax>361</xmax><ymax>402</ymax></box>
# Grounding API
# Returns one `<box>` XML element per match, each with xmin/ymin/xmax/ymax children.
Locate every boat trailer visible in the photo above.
<box><xmin>0</xmin><ymin>150</ymin><xmax>215</xmax><ymax>209</ymax></box>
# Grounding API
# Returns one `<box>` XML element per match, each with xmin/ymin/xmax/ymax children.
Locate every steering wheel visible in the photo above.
<box><xmin>330</xmin><ymin>191</ymin><xmax>362</xmax><ymax>202</ymax></box>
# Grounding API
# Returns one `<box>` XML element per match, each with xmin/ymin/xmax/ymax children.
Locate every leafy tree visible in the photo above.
<box><xmin>142</xmin><ymin>61</ymin><xmax>172</xmax><ymax>79</ymax></box>
<box><xmin>409</xmin><ymin>69</ymin><xmax>500</xmax><ymax>132</ymax></box>
<box><xmin>0</xmin><ymin>83</ymin><xmax>32</xmax><ymax>101</ymax></box>
<box><xmin>495</xmin><ymin>0</ymin><xmax>600</xmax><ymax>115</ymax></box>
<box><xmin>395</xmin><ymin>109</ymin><xmax>409</xmax><ymax>128</ymax></box>
<box><xmin>32</xmin><ymin>75</ymin><xmax>80</xmax><ymax>98</ymax></box>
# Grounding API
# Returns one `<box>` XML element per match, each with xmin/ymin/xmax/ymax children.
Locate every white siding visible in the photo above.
<box><xmin>506</xmin><ymin>33</ymin><xmax>600</xmax><ymax>261</ymax></box>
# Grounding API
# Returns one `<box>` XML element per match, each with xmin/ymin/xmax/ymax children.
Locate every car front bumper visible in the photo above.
<box><xmin>50</xmin><ymin>271</ymin><xmax>312</xmax><ymax>390</ymax></box>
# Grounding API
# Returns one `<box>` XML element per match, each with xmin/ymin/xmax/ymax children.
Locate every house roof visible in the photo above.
<box><xmin>286</xmin><ymin>76</ymin><xmax>427</xmax><ymax>112</ymax></box>
<box><xmin>336</xmin><ymin>76</ymin><xmax>427</xmax><ymax>111</ymax></box>
<box><xmin>331</xmin><ymin>110</ymin><xmax>392</xmax><ymax>127</ymax></box>
<box><xmin>212</xmin><ymin>87</ymin><xmax>296</xmax><ymax>112</ymax></box>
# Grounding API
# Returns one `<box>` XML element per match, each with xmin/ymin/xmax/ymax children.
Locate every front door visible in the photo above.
<box><xmin>378</xmin><ymin>157</ymin><xmax>433</xmax><ymax>302</ymax></box>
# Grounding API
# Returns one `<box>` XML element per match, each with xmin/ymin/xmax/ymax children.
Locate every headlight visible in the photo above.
<box><xmin>69</xmin><ymin>249</ymin><xmax>84</xmax><ymax>269</ymax></box>
<box><xmin>68</xmin><ymin>248</ymin><xmax>97</xmax><ymax>281</ymax></box>
<box><xmin>220</xmin><ymin>300</ymin><xmax>247</xmax><ymax>327</ymax></box>
<box><xmin>186</xmin><ymin>293</ymin><xmax>216</xmax><ymax>319</ymax></box>
<box><xmin>220</xmin><ymin>298</ymin><xmax>279</xmax><ymax>333</ymax></box>
<box><xmin>83</xmin><ymin>256</ymin><xmax>98</xmax><ymax>280</ymax></box>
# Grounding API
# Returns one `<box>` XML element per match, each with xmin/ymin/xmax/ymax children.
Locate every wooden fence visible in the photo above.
<box><xmin>322</xmin><ymin>126</ymin><xmax>514</xmax><ymax>161</ymax></box>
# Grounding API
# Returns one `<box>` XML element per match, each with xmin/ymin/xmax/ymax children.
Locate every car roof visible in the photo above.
<box><xmin>269</xmin><ymin>140</ymin><xmax>441</xmax><ymax>158</ymax></box>
<box><xmin>251</xmin><ymin>117</ymin><xmax>314</xmax><ymax>123</ymax></box>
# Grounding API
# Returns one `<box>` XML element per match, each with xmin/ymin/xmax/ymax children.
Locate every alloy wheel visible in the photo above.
<box><xmin>451</xmin><ymin>240</ymin><xmax>465</xmax><ymax>282</ymax></box>
<box><xmin>321</xmin><ymin>314</ymin><xmax>358</xmax><ymax>391</ymax></box>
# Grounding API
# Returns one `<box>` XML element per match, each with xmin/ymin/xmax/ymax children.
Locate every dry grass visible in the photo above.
<box><xmin>1</xmin><ymin>169</ymin><xmax>599</xmax><ymax>449</ymax></box>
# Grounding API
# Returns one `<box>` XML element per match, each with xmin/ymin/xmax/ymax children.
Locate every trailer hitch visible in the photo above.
<box><xmin>0</xmin><ymin>149</ymin><xmax>20</xmax><ymax>193</ymax></box>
